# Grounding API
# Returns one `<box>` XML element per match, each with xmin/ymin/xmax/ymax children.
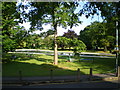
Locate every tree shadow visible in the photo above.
<box><xmin>54</xmin><ymin>54</ymin><xmax>116</xmax><ymax>75</ymax></box>
<box><xmin>2</xmin><ymin>60</ymin><xmax>85</xmax><ymax>77</ymax></box>
<box><xmin>72</xmin><ymin>57</ymin><xmax>116</xmax><ymax>74</ymax></box>
<box><xmin>2</xmin><ymin>53</ymin><xmax>117</xmax><ymax>77</ymax></box>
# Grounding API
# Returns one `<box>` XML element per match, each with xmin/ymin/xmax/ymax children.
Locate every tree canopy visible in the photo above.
<box><xmin>63</xmin><ymin>29</ymin><xmax>78</xmax><ymax>39</ymax></box>
<box><xmin>2</xmin><ymin>1</ymin><xmax>120</xmax><ymax>64</ymax></box>
<box><xmin>19</xmin><ymin>2</ymin><xmax>81</xmax><ymax>65</ymax></box>
<box><xmin>79</xmin><ymin>21</ymin><xmax>115</xmax><ymax>51</ymax></box>
<box><xmin>79</xmin><ymin>2</ymin><xmax>120</xmax><ymax>21</ymax></box>
<box><xmin>2</xmin><ymin>2</ymin><xmax>28</xmax><ymax>52</ymax></box>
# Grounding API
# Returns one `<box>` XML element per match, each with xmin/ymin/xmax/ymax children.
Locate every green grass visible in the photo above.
<box><xmin>2</xmin><ymin>53</ymin><xmax>116</xmax><ymax>77</ymax></box>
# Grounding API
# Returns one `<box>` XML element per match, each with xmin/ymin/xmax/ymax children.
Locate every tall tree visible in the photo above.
<box><xmin>78</xmin><ymin>2</ymin><xmax>120</xmax><ymax>46</ymax></box>
<box><xmin>2</xmin><ymin>2</ymin><xmax>28</xmax><ymax>52</ymax></box>
<box><xmin>79</xmin><ymin>21</ymin><xmax>115</xmax><ymax>51</ymax></box>
<box><xmin>20</xmin><ymin>2</ymin><xmax>81</xmax><ymax>65</ymax></box>
<box><xmin>63</xmin><ymin>29</ymin><xmax>78</xmax><ymax>39</ymax></box>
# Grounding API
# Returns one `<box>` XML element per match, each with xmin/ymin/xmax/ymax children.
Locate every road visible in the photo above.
<box><xmin>2</xmin><ymin>80</ymin><xmax>120</xmax><ymax>89</ymax></box>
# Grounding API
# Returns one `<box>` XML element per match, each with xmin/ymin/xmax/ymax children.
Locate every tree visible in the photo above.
<box><xmin>2</xmin><ymin>2</ymin><xmax>29</xmax><ymax>52</ymax></box>
<box><xmin>57</xmin><ymin>36</ymin><xmax>86</xmax><ymax>53</ymax></box>
<box><xmin>2</xmin><ymin>2</ymin><xmax>18</xmax><ymax>52</ymax></box>
<box><xmin>79</xmin><ymin>21</ymin><xmax>115</xmax><ymax>51</ymax></box>
<box><xmin>99</xmin><ymin>39</ymin><xmax>109</xmax><ymax>52</ymax></box>
<box><xmin>63</xmin><ymin>29</ymin><xmax>78</xmax><ymax>39</ymax></box>
<box><xmin>79</xmin><ymin>25</ymin><xmax>93</xmax><ymax>50</ymax></box>
<box><xmin>79</xmin><ymin>2</ymin><xmax>120</xmax><ymax>21</ymax></box>
<box><xmin>106</xmin><ymin>36</ymin><xmax>115</xmax><ymax>50</ymax></box>
<box><xmin>20</xmin><ymin>2</ymin><xmax>81</xmax><ymax>65</ymax></box>
<box><xmin>40</xmin><ymin>29</ymin><xmax>55</xmax><ymax>38</ymax></box>
<box><xmin>78</xmin><ymin>2</ymin><xmax>120</xmax><ymax>47</ymax></box>
<box><xmin>57</xmin><ymin>36</ymin><xmax>69</xmax><ymax>50</ymax></box>
<box><xmin>72</xmin><ymin>38</ymin><xmax>86</xmax><ymax>53</ymax></box>
<box><xmin>24</xmin><ymin>34</ymin><xmax>42</xmax><ymax>49</ymax></box>
<box><xmin>43</xmin><ymin>35</ymin><xmax>54</xmax><ymax>49</ymax></box>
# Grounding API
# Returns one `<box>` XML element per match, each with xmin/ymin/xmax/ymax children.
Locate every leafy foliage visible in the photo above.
<box><xmin>79</xmin><ymin>21</ymin><xmax>115</xmax><ymax>51</ymax></box>
<box><xmin>39</xmin><ymin>29</ymin><xmax>55</xmax><ymax>38</ymax></box>
<box><xmin>57</xmin><ymin>36</ymin><xmax>86</xmax><ymax>52</ymax></box>
<box><xmin>2</xmin><ymin>2</ymin><xmax>29</xmax><ymax>52</ymax></box>
<box><xmin>57</xmin><ymin>36</ymin><xmax>69</xmax><ymax>49</ymax></box>
<box><xmin>24</xmin><ymin>34</ymin><xmax>43</xmax><ymax>49</ymax></box>
<box><xmin>2</xmin><ymin>2</ymin><xmax>45</xmax><ymax>53</ymax></box>
<box><xmin>79</xmin><ymin>2</ymin><xmax>120</xmax><ymax>21</ymax></box>
<box><xmin>19</xmin><ymin>2</ymin><xmax>81</xmax><ymax>65</ymax></box>
<box><xmin>63</xmin><ymin>29</ymin><xmax>78</xmax><ymax>39</ymax></box>
<box><xmin>72</xmin><ymin>38</ymin><xmax>86</xmax><ymax>53</ymax></box>
<box><xmin>43</xmin><ymin>35</ymin><xmax>54</xmax><ymax>49</ymax></box>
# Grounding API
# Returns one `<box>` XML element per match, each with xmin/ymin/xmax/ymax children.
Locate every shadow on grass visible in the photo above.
<box><xmin>2</xmin><ymin>53</ymin><xmax>117</xmax><ymax>77</ymax></box>
<box><xmin>58</xmin><ymin>55</ymin><xmax>116</xmax><ymax>74</ymax></box>
<box><xmin>2</xmin><ymin>60</ymin><xmax>85</xmax><ymax>77</ymax></box>
<box><xmin>2</xmin><ymin>53</ymin><xmax>54</xmax><ymax>64</ymax></box>
<box><xmin>73</xmin><ymin>57</ymin><xmax>116</xmax><ymax>74</ymax></box>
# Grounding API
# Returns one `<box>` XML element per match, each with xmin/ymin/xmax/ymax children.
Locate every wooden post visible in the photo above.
<box><xmin>89</xmin><ymin>68</ymin><xmax>92</xmax><ymax>81</ymax></box>
<box><xmin>50</xmin><ymin>69</ymin><xmax>53</xmax><ymax>81</ymax></box>
<box><xmin>19</xmin><ymin>70</ymin><xmax>22</xmax><ymax>81</ymax></box>
<box><xmin>77</xmin><ymin>68</ymin><xmax>80</xmax><ymax>81</ymax></box>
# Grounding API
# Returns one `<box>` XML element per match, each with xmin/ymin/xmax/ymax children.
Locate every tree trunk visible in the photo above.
<box><xmin>54</xmin><ymin>24</ymin><xmax>58</xmax><ymax>65</ymax></box>
<box><xmin>52</xmin><ymin>3</ymin><xmax>58</xmax><ymax>65</ymax></box>
<box><xmin>69</xmin><ymin>47</ymin><xmax>71</xmax><ymax>51</ymax></box>
<box><xmin>61</xmin><ymin>46</ymin><xmax>64</xmax><ymax>50</ymax></box>
<box><xmin>104</xmin><ymin>46</ymin><xmax>107</xmax><ymax>52</ymax></box>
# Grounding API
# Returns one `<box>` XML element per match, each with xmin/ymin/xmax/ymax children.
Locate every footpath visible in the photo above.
<box><xmin>2</xmin><ymin>73</ymin><xmax>119</xmax><ymax>86</ymax></box>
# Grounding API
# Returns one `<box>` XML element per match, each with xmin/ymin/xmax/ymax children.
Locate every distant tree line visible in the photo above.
<box><xmin>18</xmin><ymin>29</ymin><xmax>86</xmax><ymax>53</ymax></box>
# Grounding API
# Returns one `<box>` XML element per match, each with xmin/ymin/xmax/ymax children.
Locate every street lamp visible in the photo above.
<box><xmin>115</xmin><ymin>5</ymin><xmax>120</xmax><ymax>77</ymax></box>
<box><xmin>115</xmin><ymin>21</ymin><xmax>119</xmax><ymax>77</ymax></box>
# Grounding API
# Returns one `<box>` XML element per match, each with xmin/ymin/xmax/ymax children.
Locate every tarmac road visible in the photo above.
<box><xmin>2</xmin><ymin>80</ymin><xmax>120</xmax><ymax>89</ymax></box>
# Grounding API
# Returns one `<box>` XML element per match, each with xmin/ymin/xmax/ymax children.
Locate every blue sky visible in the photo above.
<box><xmin>20</xmin><ymin>1</ymin><xmax>103</xmax><ymax>36</ymax></box>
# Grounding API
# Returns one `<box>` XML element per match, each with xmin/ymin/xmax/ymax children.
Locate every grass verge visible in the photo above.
<box><xmin>2</xmin><ymin>53</ymin><xmax>116</xmax><ymax>77</ymax></box>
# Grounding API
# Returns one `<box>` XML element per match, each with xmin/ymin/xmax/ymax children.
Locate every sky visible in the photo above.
<box><xmin>20</xmin><ymin>1</ymin><xmax>103</xmax><ymax>36</ymax></box>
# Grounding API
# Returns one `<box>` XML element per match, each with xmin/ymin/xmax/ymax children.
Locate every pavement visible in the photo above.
<box><xmin>2</xmin><ymin>73</ymin><xmax>119</xmax><ymax>85</ymax></box>
<box><xmin>2</xmin><ymin>74</ymin><xmax>120</xmax><ymax>89</ymax></box>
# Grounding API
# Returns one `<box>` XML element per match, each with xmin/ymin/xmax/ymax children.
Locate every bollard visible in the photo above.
<box><xmin>19</xmin><ymin>70</ymin><xmax>22</xmax><ymax>81</ymax></box>
<box><xmin>89</xmin><ymin>68</ymin><xmax>92</xmax><ymax>81</ymax></box>
<box><xmin>118</xmin><ymin>66</ymin><xmax>120</xmax><ymax>89</ymax></box>
<box><xmin>77</xmin><ymin>68</ymin><xmax>80</xmax><ymax>81</ymax></box>
<box><xmin>50</xmin><ymin>69</ymin><xmax>53</xmax><ymax>81</ymax></box>
<box><xmin>90</xmin><ymin>68</ymin><xmax>92</xmax><ymax>76</ymax></box>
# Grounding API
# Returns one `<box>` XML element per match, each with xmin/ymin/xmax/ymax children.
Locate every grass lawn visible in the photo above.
<box><xmin>2</xmin><ymin>53</ymin><xmax>116</xmax><ymax>77</ymax></box>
